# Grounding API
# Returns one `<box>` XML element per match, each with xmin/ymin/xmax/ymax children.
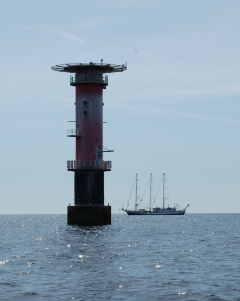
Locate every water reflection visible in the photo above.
<box><xmin>0</xmin><ymin>214</ymin><xmax>240</xmax><ymax>300</ymax></box>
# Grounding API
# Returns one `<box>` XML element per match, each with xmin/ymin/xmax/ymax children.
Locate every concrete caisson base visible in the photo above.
<box><xmin>67</xmin><ymin>205</ymin><xmax>111</xmax><ymax>226</ymax></box>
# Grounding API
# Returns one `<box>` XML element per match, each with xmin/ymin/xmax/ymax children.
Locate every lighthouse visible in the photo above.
<box><xmin>51</xmin><ymin>61</ymin><xmax>127</xmax><ymax>225</ymax></box>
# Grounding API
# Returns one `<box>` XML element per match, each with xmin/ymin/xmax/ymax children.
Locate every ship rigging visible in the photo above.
<box><xmin>123</xmin><ymin>173</ymin><xmax>189</xmax><ymax>216</ymax></box>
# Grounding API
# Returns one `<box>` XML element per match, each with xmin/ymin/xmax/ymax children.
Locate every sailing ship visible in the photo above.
<box><xmin>123</xmin><ymin>173</ymin><xmax>189</xmax><ymax>215</ymax></box>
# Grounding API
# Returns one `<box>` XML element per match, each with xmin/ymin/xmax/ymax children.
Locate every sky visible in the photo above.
<box><xmin>0</xmin><ymin>0</ymin><xmax>240</xmax><ymax>214</ymax></box>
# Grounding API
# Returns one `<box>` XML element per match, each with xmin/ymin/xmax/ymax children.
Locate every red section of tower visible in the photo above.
<box><xmin>75</xmin><ymin>84</ymin><xmax>103</xmax><ymax>162</ymax></box>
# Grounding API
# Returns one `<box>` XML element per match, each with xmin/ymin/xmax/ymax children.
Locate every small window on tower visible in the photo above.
<box><xmin>95</xmin><ymin>123</ymin><xmax>98</xmax><ymax>128</ymax></box>
<box><xmin>95</xmin><ymin>139</ymin><xmax>98</xmax><ymax>142</ymax></box>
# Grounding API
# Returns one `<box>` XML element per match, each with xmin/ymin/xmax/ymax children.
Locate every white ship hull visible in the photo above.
<box><xmin>126</xmin><ymin>210</ymin><xmax>185</xmax><ymax>216</ymax></box>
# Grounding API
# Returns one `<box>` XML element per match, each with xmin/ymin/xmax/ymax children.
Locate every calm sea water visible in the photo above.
<box><xmin>0</xmin><ymin>214</ymin><xmax>239</xmax><ymax>300</ymax></box>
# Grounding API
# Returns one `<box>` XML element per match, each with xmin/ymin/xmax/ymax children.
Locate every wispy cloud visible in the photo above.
<box><xmin>42</xmin><ymin>24</ymin><xmax>85</xmax><ymax>44</ymax></box>
<box><xmin>137</xmin><ymin>49</ymin><xmax>171</xmax><ymax>62</ymax></box>
<box><xmin>78</xmin><ymin>16</ymin><xmax>110</xmax><ymax>30</ymax></box>
<box><xmin>108</xmin><ymin>102</ymin><xmax>240</xmax><ymax>125</ymax></box>
<box><xmin>170</xmin><ymin>109</ymin><xmax>240</xmax><ymax>125</ymax></box>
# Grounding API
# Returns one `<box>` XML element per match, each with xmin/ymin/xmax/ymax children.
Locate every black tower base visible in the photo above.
<box><xmin>74</xmin><ymin>171</ymin><xmax>104</xmax><ymax>206</ymax></box>
<box><xmin>67</xmin><ymin>205</ymin><xmax>111</xmax><ymax>226</ymax></box>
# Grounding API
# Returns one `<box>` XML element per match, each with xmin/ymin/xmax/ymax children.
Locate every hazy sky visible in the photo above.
<box><xmin>1</xmin><ymin>0</ymin><xmax>240</xmax><ymax>214</ymax></box>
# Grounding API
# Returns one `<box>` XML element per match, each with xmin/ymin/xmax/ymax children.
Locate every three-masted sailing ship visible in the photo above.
<box><xmin>123</xmin><ymin>173</ymin><xmax>189</xmax><ymax>215</ymax></box>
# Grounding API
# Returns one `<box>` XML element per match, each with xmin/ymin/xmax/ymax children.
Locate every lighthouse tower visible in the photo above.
<box><xmin>51</xmin><ymin>61</ymin><xmax>127</xmax><ymax>225</ymax></box>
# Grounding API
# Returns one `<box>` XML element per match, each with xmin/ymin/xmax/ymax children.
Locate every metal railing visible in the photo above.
<box><xmin>67</xmin><ymin>160</ymin><xmax>112</xmax><ymax>170</ymax></box>
<box><xmin>67</xmin><ymin>130</ymin><xmax>81</xmax><ymax>137</ymax></box>
<box><xmin>70</xmin><ymin>74</ymin><xmax>108</xmax><ymax>85</ymax></box>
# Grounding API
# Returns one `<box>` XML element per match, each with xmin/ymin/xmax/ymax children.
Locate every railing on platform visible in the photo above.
<box><xmin>70</xmin><ymin>74</ymin><xmax>108</xmax><ymax>85</ymax></box>
<box><xmin>67</xmin><ymin>130</ymin><xmax>81</xmax><ymax>137</ymax></box>
<box><xmin>67</xmin><ymin>160</ymin><xmax>112</xmax><ymax>170</ymax></box>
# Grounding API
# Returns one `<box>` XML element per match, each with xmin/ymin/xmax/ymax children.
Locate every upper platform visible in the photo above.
<box><xmin>51</xmin><ymin>61</ymin><xmax>127</xmax><ymax>73</ymax></box>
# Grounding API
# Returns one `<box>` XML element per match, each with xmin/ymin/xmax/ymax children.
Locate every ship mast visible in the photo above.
<box><xmin>135</xmin><ymin>174</ymin><xmax>139</xmax><ymax>211</ymax></box>
<box><xmin>163</xmin><ymin>173</ymin><xmax>165</xmax><ymax>209</ymax></box>
<box><xmin>149</xmin><ymin>173</ymin><xmax>153</xmax><ymax>211</ymax></box>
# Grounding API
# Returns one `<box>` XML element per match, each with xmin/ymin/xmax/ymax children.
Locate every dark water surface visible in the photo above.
<box><xmin>0</xmin><ymin>214</ymin><xmax>240</xmax><ymax>300</ymax></box>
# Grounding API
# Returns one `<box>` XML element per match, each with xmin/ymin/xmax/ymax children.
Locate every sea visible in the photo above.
<box><xmin>0</xmin><ymin>214</ymin><xmax>239</xmax><ymax>301</ymax></box>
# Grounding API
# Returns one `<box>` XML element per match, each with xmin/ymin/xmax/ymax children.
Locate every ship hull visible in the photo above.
<box><xmin>126</xmin><ymin>210</ymin><xmax>185</xmax><ymax>215</ymax></box>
